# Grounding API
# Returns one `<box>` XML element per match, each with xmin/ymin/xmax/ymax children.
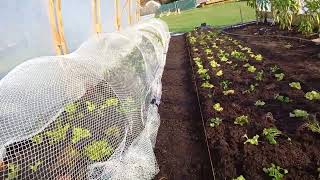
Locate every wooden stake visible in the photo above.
<box><xmin>136</xmin><ymin>0</ymin><xmax>140</xmax><ymax>22</ymax></box>
<box><xmin>115</xmin><ymin>0</ymin><xmax>121</xmax><ymax>30</ymax></box>
<box><xmin>128</xmin><ymin>0</ymin><xmax>132</xmax><ymax>25</ymax></box>
<box><xmin>92</xmin><ymin>0</ymin><xmax>102</xmax><ymax>33</ymax></box>
<box><xmin>55</xmin><ymin>0</ymin><xmax>68</xmax><ymax>54</ymax></box>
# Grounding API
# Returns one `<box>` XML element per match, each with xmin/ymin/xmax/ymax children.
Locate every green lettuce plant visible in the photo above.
<box><xmin>201</xmin><ymin>81</ymin><xmax>214</xmax><ymax>89</ymax></box>
<box><xmin>243</xmin><ymin>134</ymin><xmax>259</xmax><ymax>145</ymax></box>
<box><xmin>72</xmin><ymin>127</ymin><xmax>91</xmax><ymax>144</ymax></box>
<box><xmin>46</xmin><ymin>123</ymin><xmax>70</xmax><ymax>144</ymax></box>
<box><xmin>274</xmin><ymin>94</ymin><xmax>291</xmax><ymax>103</ymax></box>
<box><xmin>275</xmin><ymin>73</ymin><xmax>285</xmax><ymax>81</ymax></box>
<box><xmin>263</xmin><ymin>163</ymin><xmax>288</xmax><ymax>180</ymax></box>
<box><xmin>263</xmin><ymin>127</ymin><xmax>282</xmax><ymax>144</ymax></box>
<box><xmin>30</xmin><ymin>161</ymin><xmax>42</xmax><ymax>172</ymax></box>
<box><xmin>289</xmin><ymin>82</ymin><xmax>301</xmax><ymax>90</ymax></box>
<box><xmin>305</xmin><ymin>91</ymin><xmax>320</xmax><ymax>100</ymax></box>
<box><xmin>223</xmin><ymin>89</ymin><xmax>235</xmax><ymax>95</ymax></box>
<box><xmin>234</xmin><ymin>115</ymin><xmax>249</xmax><ymax>126</ymax></box>
<box><xmin>255</xmin><ymin>70</ymin><xmax>264</xmax><ymax>81</ymax></box>
<box><xmin>85</xmin><ymin>140</ymin><xmax>113</xmax><ymax>161</ymax></box>
<box><xmin>255</xmin><ymin>100</ymin><xmax>266</xmax><ymax>106</ymax></box>
<box><xmin>209</xmin><ymin>117</ymin><xmax>223</xmax><ymax>128</ymax></box>
<box><xmin>290</xmin><ymin>109</ymin><xmax>309</xmax><ymax>119</ymax></box>
<box><xmin>213</xmin><ymin>103</ymin><xmax>223</xmax><ymax>112</ymax></box>
<box><xmin>233</xmin><ymin>175</ymin><xmax>246</xmax><ymax>180</ymax></box>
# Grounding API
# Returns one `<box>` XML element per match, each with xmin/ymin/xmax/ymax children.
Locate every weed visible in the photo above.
<box><xmin>263</xmin><ymin>163</ymin><xmax>288</xmax><ymax>180</ymax></box>
<box><xmin>263</xmin><ymin>127</ymin><xmax>282</xmax><ymax>144</ymax></box>
<box><xmin>234</xmin><ymin>115</ymin><xmax>249</xmax><ymax>126</ymax></box>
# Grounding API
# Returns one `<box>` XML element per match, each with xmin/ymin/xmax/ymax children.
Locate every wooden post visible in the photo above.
<box><xmin>92</xmin><ymin>0</ymin><xmax>102</xmax><ymax>33</ymax></box>
<box><xmin>136</xmin><ymin>0</ymin><xmax>140</xmax><ymax>22</ymax></box>
<box><xmin>128</xmin><ymin>0</ymin><xmax>132</xmax><ymax>25</ymax></box>
<box><xmin>115</xmin><ymin>0</ymin><xmax>121</xmax><ymax>30</ymax></box>
<box><xmin>48</xmin><ymin>0</ymin><xmax>68</xmax><ymax>55</ymax></box>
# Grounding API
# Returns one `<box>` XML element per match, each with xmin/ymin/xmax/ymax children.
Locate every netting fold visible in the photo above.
<box><xmin>0</xmin><ymin>18</ymin><xmax>170</xmax><ymax>180</ymax></box>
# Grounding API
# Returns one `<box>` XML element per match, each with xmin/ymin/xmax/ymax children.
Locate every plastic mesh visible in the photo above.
<box><xmin>0</xmin><ymin>18</ymin><xmax>170</xmax><ymax>180</ymax></box>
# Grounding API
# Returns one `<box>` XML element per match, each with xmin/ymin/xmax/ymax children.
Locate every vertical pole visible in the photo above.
<box><xmin>239</xmin><ymin>6</ymin><xmax>243</xmax><ymax>23</ymax></box>
<box><xmin>55</xmin><ymin>0</ymin><xmax>68</xmax><ymax>54</ymax></box>
<box><xmin>48</xmin><ymin>0</ymin><xmax>62</xmax><ymax>55</ymax></box>
<box><xmin>92</xmin><ymin>0</ymin><xmax>102</xmax><ymax>33</ymax></box>
<box><xmin>115</xmin><ymin>0</ymin><xmax>121</xmax><ymax>30</ymax></box>
<box><xmin>128</xmin><ymin>0</ymin><xmax>132</xmax><ymax>25</ymax></box>
<box><xmin>136</xmin><ymin>0</ymin><xmax>140</xmax><ymax>22</ymax></box>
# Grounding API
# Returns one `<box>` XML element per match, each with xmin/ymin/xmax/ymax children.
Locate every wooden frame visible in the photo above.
<box><xmin>92</xmin><ymin>0</ymin><xmax>102</xmax><ymax>33</ymax></box>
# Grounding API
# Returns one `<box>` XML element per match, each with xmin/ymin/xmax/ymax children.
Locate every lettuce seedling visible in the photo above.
<box><xmin>216</xmin><ymin>70</ymin><xmax>223</xmax><ymax>77</ymax></box>
<box><xmin>263</xmin><ymin>163</ymin><xmax>288</xmax><ymax>180</ymax></box>
<box><xmin>255</xmin><ymin>70</ymin><xmax>264</xmax><ymax>81</ymax></box>
<box><xmin>234</xmin><ymin>115</ymin><xmax>249</xmax><ymax>126</ymax></box>
<box><xmin>220</xmin><ymin>80</ymin><xmax>231</xmax><ymax>90</ymax></box>
<box><xmin>289</xmin><ymin>109</ymin><xmax>309</xmax><ymax>119</ymax></box>
<box><xmin>106</xmin><ymin>126</ymin><xmax>121</xmax><ymax>137</ymax></box>
<box><xmin>86</xmin><ymin>101</ymin><xmax>96</xmax><ymax>112</ymax></box>
<box><xmin>243</xmin><ymin>134</ymin><xmax>259</xmax><ymax>145</ymax></box>
<box><xmin>231</xmin><ymin>50</ymin><xmax>247</xmax><ymax>61</ymax></box>
<box><xmin>30</xmin><ymin>161</ymin><xmax>42</xmax><ymax>172</ymax></box>
<box><xmin>85</xmin><ymin>140</ymin><xmax>113</xmax><ymax>161</ymax></box>
<box><xmin>218</xmin><ymin>50</ymin><xmax>229</xmax><ymax>62</ymax></box>
<box><xmin>205</xmin><ymin>48</ymin><xmax>212</xmax><ymax>55</ymax></box>
<box><xmin>274</xmin><ymin>94</ymin><xmax>291</xmax><ymax>103</ymax></box>
<box><xmin>233</xmin><ymin>175</ymin><xmax>246</xmax><ymax>180</ymax></box>
<box><xmin>189</xmin><ymin>36</ymin><xmax>197</xmax><ymax>45</ymax></box>
<box><xmin>210</xmin><ymin>60</ymin><xmax>220</xmax><ymax>68</ymax></box>
<box><xmin>306</xmin><ymin>117</ymin><xmax>320</xmax><ymax>134</ymax></box>
<box><xmin>253</xmin><ymin>54</ymin><xmax>263</xmax><ymax>61</ymax></box>
<box><xmin>275</xmin><ymin>73</ymin><xmax>285</xmax><ymax>81</ymax></box>
<box><xmin>289</xmin><ymin>82</ymin><xmax>301</xmax><ymax>90</ymax></box>
<box><xmin>65</xmin><ymin>102</ymin><xmax>77</xmax><ymax>114</ymax></box>
<box><xmin>71</xmin><ymin>127</ymin><xmax>91</xmax><ymax>144</ymax></box>
<box><xmin>201</xmin><ymin>81</ymin><xmax>214</xmax><ymax>89</ymax></box>
<box><xmin>223</xmin><ymin>89</ymin><xmax>235</xmax><ymax>95</ymax></box>
<box><xmin>247</xmin><ymin>65</ymin><xmax>256</xmax><ymax>73</ymax></box>
<box><xmin>255</xmin><ymin>100</ymin><xmax>265</xmax><ymax>106</ymax></box>
<box><xmin>305</xmin><ymin>91</ymin><xmax>320</xmax><ymax>100</ymax></box>
<box><xmin>263</xmin><ymin>127</ymin><xmax>282</xmax><ymax>144</ymax></box>
<box><xmin>32</xmin><ymin>134</ymin><xmax>43</xmax><ymax>144</ymax></box>
<box><xmin>46</xmin><ymin>123</ymin><xmax>70</xmax><ymax>144</ymax></box>
<box><xmin>209</xmin><ymin>117</ymin><xmax>223</xmax><ymax>128</ymax></box>
<box><xmin>270</xmin><ymin>65</ymin><xmax>280</xmax><ymax>73</ymax></box>
<box><xmin>7</xmin><ymin>164</ymin><xmax>18</xmax><ymax>180</ymax></box>
<box><xmin>213</xmin><ymin>103</ymin><xmax>223</xmax><ymax>112</ymax></box>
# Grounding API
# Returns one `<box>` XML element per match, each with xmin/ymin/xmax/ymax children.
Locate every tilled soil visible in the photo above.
<box><xmin>187</xmin><ymin>25</ymin><xmax>320</xmax><ymax>180</ymax></box>
<box><xmin>154</xmin><ymin>35</ymin><xmax>213</xmax><ymax>180</ymax></box>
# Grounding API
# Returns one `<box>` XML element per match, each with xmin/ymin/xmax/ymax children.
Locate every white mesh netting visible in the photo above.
<box><xmin>0</xmin><ymin>19</ymin><xmax>170</xmax><ymax>180</ymax></box>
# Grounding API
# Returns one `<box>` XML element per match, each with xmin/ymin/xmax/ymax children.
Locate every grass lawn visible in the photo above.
<box><xmin>159</xmin><ymin>1</ymin><xmax>256</xmax><ymax>32</ymax></box>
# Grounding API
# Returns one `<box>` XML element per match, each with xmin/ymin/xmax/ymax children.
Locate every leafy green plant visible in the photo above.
<box><xmin>218</xmin><ymin>50</ymin><xmax>229</xmax><ymax>62</ymax></box>
<box><xmin>30</xmin><ymin>161</ymin><xmax>42</xmax><ymax>172</ymax></box>
<box><xmin>233</xmin><ymin>175</ymin><xmax>246</xmax><ymax>180</ymax></box>
<box><xmin>305</xmin><ymin>117</ymin><xmax>320</xmax><ymax>134</ymax></box>
<box><xmin>289</xmin><ymin>82</ymin><xmax>301</xmax><ymax>90</ymax></box>
<box><xmin>65</xmin><ymin>102</ymin><xmax>77</xmax><ymax>113</ymax></box>
<box><xmin>220</xmin><ymin>80</ymin><xmax>231</xmax><ymax>90</ymax></box>
<box><xmin>274</xmin><ymin>94</ymin><xmax>291</xmax><ymax>103</ymax></box>
<box><xmin>106</xmin><ymin>126</ymin><xmax>121</xmax><ymax>137</ymax></box>
<box><xmin>270</xmin><ymin>65</ymin><xmax>280</xmax><ymax>73</ymax></box>
<box><xmin>271</xmin><ymin>0</ymin><xmax>300</xmax><ymax>30</ymax></box>
<box><xmin>231</xmin><ymin>50</ymin><xmax>247</xmax><ymax>61</ymax></box>
<box><xmin>255</xmin><ymin>100</ymin><xmax>266</xmax><ymax>106</ymax></box>
<box><xmin>101</xmin><ymin>97</ymin><xmax>119</xmax><ymax>109</ymax></box>
<box><xmin>263</xmin><ymin>163</ymin><xmax>288</xmax><ymax>180</ymax></box>
<box><xmin>7</xmin><ymin>164</ymin><xmax>18</xmax><ymax>180</ymax></box>
<box><xmin>189</xmin><ymin>36</ymin><xmax>196</xmax><ymax>44</ymax></box>
<box><xmin>210</xmin><ymin>60</ymin><xmax>220</xmax><ymax>68</ymax></box>
<box><xmin>85</xmin><ymin>140</ymin><xmax>113</xmax><ymax>161</ymax></box>
<box><xmin>254</xmin><ymin>54</ymin><xmax>263</xmax><ymax>61</ymax></box>
<box><xmin>86</xmin><ymin>101</ymin><xmax>96</xmax><ymax>112</ymax></box>
<box><xmin>216</xmin><ymin>70</ymin><xmax>223</xmax><ymax>77</ymax></box>
<box><xmin>305</xmin><ymin>91</ymin><xmax>320</xmax><ymax>100</ymax></box>
<box><xmin>247</xmin><ymin>65</ymin><xmax>257</xmax><ymax>73</ymax></box>
<box><xmin>223</xmin><ymin>89</ymin><xmax>235</xmax><ymax>95</ymax></box>
<box><xmin>205</xmin><ymin>48</ymin><xmax>212</xmax><ymax>55</ymax></box>
<box><xmin>31</xmin><ymin>134</ymin><xmax>43</xmax><ymax>144</ymax></box>
<box><xmin>275</xmin><ymin>73</ymin><xmax>285</xmax><ymax>81</ymax></box>
<box><xmin>213</xmin><ymin>103</ymin><xmax>223</xmax><ymax>112</ymax></box>
<box><xmin>71</xmin><ymin>127</ymin><xmax>91</xmax><ymax>144</ymax></box>
<box><xmin>263</xmin><ymin>127</ymin><xmax>282</xmax><ymax>144</ymax></box>
<box><xmin>243</xmin><ymin>134</ymin><xmax>259</xmax><ymax>145</ymax></box>
<box><xmin>46</xmin><ymin>123</ymin><xmax>70</xmax><ymax>144</ymax></box>
<box><xmin>255</xmin><ymin>70</ymin><xmax>264</xmax><ymax>81</ymax></box>
<box><xmin>201</xmin><ymin>81</ymin><xmax>214</xmax><ymax>89</ymax></box>
<box><xmin>290</xmin><ymin>109</ymin><xmax>309</xmax><ymax>119</ymax></box>
<box><xmin>234</xmin><ymin>115</ymin><xmax>249</xmax><ymax>126</ymax></box>
<box><xmin>209</xmin><ymin>117</ymin><xmax>223</xmax><ymax>128</ymax></box>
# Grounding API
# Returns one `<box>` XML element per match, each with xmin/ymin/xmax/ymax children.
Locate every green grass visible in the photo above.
<box><xmin>159</xmin><ymin>1</ymin><xmax>256</xmax><ymax>32</ymax></box>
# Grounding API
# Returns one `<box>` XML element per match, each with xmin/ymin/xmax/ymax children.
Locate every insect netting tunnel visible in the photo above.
<box><xmin>0</xmin><ymin>18</ymin><xmax>170</xmax><ymax>180</ymax></box>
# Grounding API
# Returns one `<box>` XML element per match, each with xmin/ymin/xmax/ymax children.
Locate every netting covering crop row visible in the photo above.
<box><xmin>0</xmin><ymin>18</ymin><xmax>170</xmax><ymax>180</ymax></box>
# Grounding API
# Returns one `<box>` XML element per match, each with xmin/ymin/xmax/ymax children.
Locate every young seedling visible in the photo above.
<box><xmin>305</xmin><ymin>91</ymin><xmax>320</xmax><ymax>100</ymax></box>
<box><xmin>305</xmin><ymin>117</ymin><xmax>320</xmax><ymax>134</ymax></box>
<box><xmin>210</xmin><ymin>60</ymin><xmax>220</xmax><ymax>68</ymax></box>
<box><xmin>247</xmin><ymin>65</ymin><xmax>257</xmax><ymax>73</ymax></box>
<box><xmin>289</xmin><ymin>82</ymin><xmax>301</xmax><ymax>90</ymax></box>
<box><xmin>231</xmin><ymin>50</ymin><xmax>247</xmax><ymax>61</ymax></box>
<box><xmin>85</xmin><ymin>140</ymin><xmax>113</xmax><ymax>161</ymax></box>
<box><xmin>205</xmin><ymin>48</ymin><xmax>212</xmax><ymax>55</ymax></box>
<box><xmin>7</xmin><ymin>164</ymin><xmax>18</xmax><ymax>180</ymax></box>
<box><xmin>201</xmin><ymin>81</ymin><xmax>214</xmax><ymax>89</ymax></box>
<box><xmin>233</xmin><ymin>175</ymin><xmax>246</xmax><ymax>180</ymax></box>
<box><xmin>31</xmin><ymin>134</ymin><xmax>43</xmax><ymax>144</ymax></box>
<box><xmin>289</xmin><ymin>109</ymin><xmax>309</xmax><ymax>119</ymax></box>
<box><xmin>270</xmin><ymin>65</ymin><xmax>280</xmax><ymax>73</ymax></box>
<box><xmin>71</xmin><ymin>127</ymin><xmax>91</xmax><ymax>144</ymax></box>
<box><xmin>223</xmin><ymin>89</ymin><xmax>235</xmax><ymax>95</ymax></box>
<box><xmin>234</xmin><ymin>115</ymin><xmax>249</xmax><ymax>126</ymax></box>
<box><xmin>65</xmin><ymin>102</ymin><xmax>77</xmax><ymax>114</ymax></box>
<box><xmin>274</xmin><ymin>94</ymin><xmax>291</xmax><ymax>103</ymax></box>
<box><xmin>263</xmin><ymin>127</ymin><xmax>282</xmax><ymax>144</ymax></box>
<box><xmin>243</xmin><ymin>134</ymin><xmax>259</xmax><ymax>145</ymax></box>
<box><xmin>209</xmin><ymin>117</ymin><xmax>223</xmax><ymax>128</ymax></box>
<box><xmin>216</xmin><ymin>70</ymin><xmax>223</xmax><ymax>77</ymax></box>
<box><xmin>86</xmin><ymin>101</ymin><xmax>96</xmax><ymax>112</ymax></box>
<box><xmin>213</xmin><ymin>103</ymin><xmax>223</xmax><ymax>112</ymax></box>
<box><xmin>275</xmin><ymin>73</ymin><xmax>285</xmax><ymax>81</ymax></box>
<box><xmin>263</xmin><ymin>163</ymin><xmax>288</xmax><ymax>180</ymax></box>
<box><xmin>106</xmin><ymin>126</ymin><xmax>121</xmax><ymax>137</ymax></box>
<box><xmin>46</xmin><ymin>123</ymin><xmax>70</xmax><ymax>144</ymax></box>
<box><xmin>220</xmin><ymin>80</ymin><xmax>231</xmax><ymax>90</ymax></box>
<box><xmin>218</xmin><ymin>50</ymin><xmax>229</xmax><ymax>62</ymax></box>
<box><xmin>255</xmin><ymin>100</ymin><xmax>265</xmax><ymax>106</ymax></box>
<box><xmin>255</xmin><ymin>70</ymin><xmax>264</xmax><ymax>81</ymax></box>
<box><xmin>30</xmin><ymin>161</ymin><xmax>43</xmax><ymax>172</ymax></box>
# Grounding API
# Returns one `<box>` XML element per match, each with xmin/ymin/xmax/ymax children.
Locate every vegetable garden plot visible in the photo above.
<box><xmin>186</xmin><ymin>26</ymin><xmax>320</xmax><ymax>180</ymax></box>
<box><xmin>0</xmin><ymin>19</ymin><xmax>170</xmax><ymax>180</ymax></box>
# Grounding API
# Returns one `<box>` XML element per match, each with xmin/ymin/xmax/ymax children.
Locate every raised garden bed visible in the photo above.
<box><xmin>186</xmin><ymin>24</ymin><xmax>320</xmax><ymax>179</ymax></box>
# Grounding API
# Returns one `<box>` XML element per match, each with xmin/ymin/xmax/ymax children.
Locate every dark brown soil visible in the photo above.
<box><xmin>154</xmin><ymin>36</ymin><xmax>213</xmax><ymax>180</ymax></box>
<box><xmin>187</xmin><ymin>25</ymin><xmax>320</xmax><ymax>180</ymax></box>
